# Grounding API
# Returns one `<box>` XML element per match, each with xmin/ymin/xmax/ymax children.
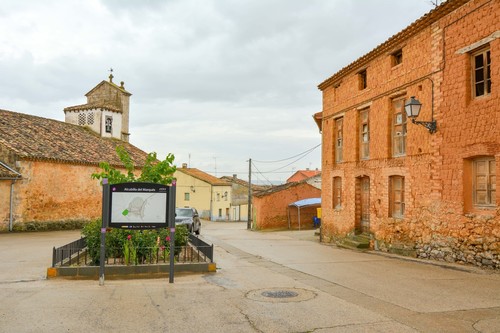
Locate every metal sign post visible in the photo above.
<box><xmin>168</xmin><ymin>181</ymin><xmax>177</xmax><ymax>283</ymax></box>
<box><xmin>100</xmin><ymin>178</ymin><xmax>110</xmax><ymax>286</ymax></box>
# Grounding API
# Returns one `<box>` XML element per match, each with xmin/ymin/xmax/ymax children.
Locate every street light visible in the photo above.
<box><xmin>404</xmin><ymin>96</ymin><xmax>437</xmax><ymax>134</ymax></box>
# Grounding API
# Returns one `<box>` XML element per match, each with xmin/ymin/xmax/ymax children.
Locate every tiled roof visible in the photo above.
<box><xmin>176</xmin><ymin>167</ymin><xmax>231</xmax><ymax>186</ymax></box>
<box><xmin>287</xmin><ymin>170</ymin><xmax>321</xmax><ymax>183</ymax></box>
<box><xmin>64</xmin><ymin>102</ymin><xmax>121</xmax><ymax>113</ymax></box>
<box><xmin>253</xmin><ymin>182</ymin><xmax>302</xmax><ymax>198</ymax></box>
<box><xmin>0</xmin><ymin>109</ymin><xmax>148</xmax><ymax>167</ymax></box>
<box><xmin>318</xmin><ymin>0</ymin><xmax>469</xmax><ymax>90</ymax></box>
<box><xmin>220</xmin><ymin>176</ymin><xmax>269</xmax><ymax>192</ymax></box>
<box><xmin>86</xmin><ymin>80</ymin><xmax>131</xmax><ymax>97</ymax></box>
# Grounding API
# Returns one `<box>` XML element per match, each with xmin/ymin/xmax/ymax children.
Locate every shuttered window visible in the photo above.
<box><xmin>360</xmin><ymin>109</ymin><xmax>369</xmax><ymax>160</ymax></box>
<box><xmin>473</xmin><ymin>158</ymin><xmax>496</xmax><ymax>207</ymax></box>
<box><xmin>389</xmin><ymin>176</ymin><xmax>405</xmax><ymax>218</ymax></box>
<box><xmin>392</xmin><ymin>98</ymin><xmax>407</xmax><ymax>157</ymax></box>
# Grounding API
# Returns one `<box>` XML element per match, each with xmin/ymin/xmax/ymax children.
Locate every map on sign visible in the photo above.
<box><xmin>110</xmin><ymin>192</ymin><xmax>167</xmax><ymax>223</ymax></box>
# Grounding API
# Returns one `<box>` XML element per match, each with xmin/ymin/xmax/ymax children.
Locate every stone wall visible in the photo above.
<box><xmin>253</xmin><ymin>183</ymin><xmax>321</xmax><ymax>230</ymax></box>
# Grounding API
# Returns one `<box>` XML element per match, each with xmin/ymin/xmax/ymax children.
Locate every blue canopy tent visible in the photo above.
<box><xmin>287</xmin><ymin>198</ymin><xmax>321</xmax><ymax>230</ymax></box>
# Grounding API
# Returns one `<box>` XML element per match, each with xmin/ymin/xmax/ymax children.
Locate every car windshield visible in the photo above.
<box><xmin>175</xmin><ymin>208</ymin><xmax>192</xmax><ymax>217</ymax></box>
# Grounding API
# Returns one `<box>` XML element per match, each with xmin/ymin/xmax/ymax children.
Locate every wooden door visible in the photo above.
<box><xmin>355</xmin><ymin>176</ymin><xmax>370</xmax><ymax>234</ymax></box>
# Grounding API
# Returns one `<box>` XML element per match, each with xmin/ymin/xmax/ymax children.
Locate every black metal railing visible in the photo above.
<box><xmin>52</xmin><ymin>237</ymin><xmax>87</xmax><ymax>267</ymax></box>
<box><xmin>52</xmin><ymin>234</ymin><xmax>213</xmax><ymax>267</ymax></box>
<box><xmin>189</xmin><ymin>233</ymin><xmax>214</xmax><ymax>262</ymax></box>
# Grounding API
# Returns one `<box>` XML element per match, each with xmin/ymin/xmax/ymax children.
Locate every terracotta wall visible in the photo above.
<box><xmin>253</xmin><ymin>183</ymin><xmax>321</xmax><ymax>230</ymax></box>
<box><xmin>319</xmin><ymin>0</ymin><xmax>499</xmax><ymax>268</ymax></box>
<box><xmin>12</xmin><ymin>160</ymin><xmax>103</xmax><ymax>225</ymax></box>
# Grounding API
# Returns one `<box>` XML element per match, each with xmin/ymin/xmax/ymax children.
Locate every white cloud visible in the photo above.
<box><xmin>0</xmin><ymin>0</ymin><xmax>435</xmax><ymax>182</ymax></box>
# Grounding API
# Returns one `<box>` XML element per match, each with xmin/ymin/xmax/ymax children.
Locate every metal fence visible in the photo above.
<box><xmin>52</xmin><ymin>237</ymin><xmax>87</xmax><ymax>267</ymax></box>
<box><xmin>52</xmin><ymin>234</ymin><xmax>213</xmax><ymax>267</ymax></box>
<box><xmin>189</xmin><ymin>233</ymin><xmax>214</xmax><ymax>262</ymax></box>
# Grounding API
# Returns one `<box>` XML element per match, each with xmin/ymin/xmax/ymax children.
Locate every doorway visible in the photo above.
<box><xmin>355</xmin><ymin>176</ymin><xmax>370</xmax><ymax>234</ymax></box>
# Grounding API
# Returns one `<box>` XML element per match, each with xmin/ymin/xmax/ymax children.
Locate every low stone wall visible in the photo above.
<box><xmin>47</xmin><ymin>262</ymin><xmax>217</xmax><ymax>280</ymax></box>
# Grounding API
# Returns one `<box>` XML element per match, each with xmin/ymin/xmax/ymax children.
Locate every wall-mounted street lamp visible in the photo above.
<box><xmin>190</xmin><ymin>186</ymin><xmax>196</xmax><ymax>193</ymax></box>
<box><xmin>404</xmin><ymin>96</ymin><xmax>437</xmax><ymax>134</ymax></box>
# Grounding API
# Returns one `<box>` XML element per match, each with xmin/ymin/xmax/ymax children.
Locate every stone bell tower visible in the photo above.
<box><xmin>64</xmin><ymin>71</ymin><xmax>132</xmax><ymax>142</ymax></box>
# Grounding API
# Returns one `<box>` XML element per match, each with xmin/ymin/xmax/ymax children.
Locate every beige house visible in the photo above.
<box><xmin>0</xmin><ymin>76</ymin><xmax>148</xmax><ymax>231</ymax></box>
<box><xmin>174</xmin><ymin>165</ymin><xmax>232</xmax><ymax>221</ymax></box>
<box><xmin>220</xmin><ymin>175</ymin><xmax>269</xmax><ymax>222</ymax></box>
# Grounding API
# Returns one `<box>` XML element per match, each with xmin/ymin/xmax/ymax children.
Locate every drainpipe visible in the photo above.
<box><xmin>9</xmin><ymin>180</ymin><xmax>15</xmax><ymax>232</ymax></box>
<box><xmin>0</xmin><ymin>160</ymin><xmax>22</xmax><ymax>232</ymax></box>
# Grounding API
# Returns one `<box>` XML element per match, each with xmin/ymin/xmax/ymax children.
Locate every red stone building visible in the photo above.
<box><xmin>253</xmin><ymin>181</ymin><xmax>321</xmax><ymax>230</ymax></box>
<box><xmin>315</xmin><ymin>0</ymin><xmax>499</xmax><ymax>268</ymax></box>
<box><xmin>286</xmin><ymin>169</ymin><xmax>321</xmax><ymax>183</ymax></box>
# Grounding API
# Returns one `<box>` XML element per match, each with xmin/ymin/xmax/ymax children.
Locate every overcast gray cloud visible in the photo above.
<box><xmin>0</xmin><ymin>0</ymin><xmax>435</xmax><ymax>183</ymax></box>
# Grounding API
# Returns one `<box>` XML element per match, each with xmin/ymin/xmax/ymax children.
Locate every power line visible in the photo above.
<box><xmin>251</xmin><ymin>161</ymin><xmax>274</xmax><ymax>186</ymax></box>
<box><xmin>257</xmin><ymin>145</ymin><xmax>319</xmax><ymax>173</ymax></box>
<box><xmin>252</xmin><ymin>143</ymin><xmax>321</xmax><ymax>164</ymax></box>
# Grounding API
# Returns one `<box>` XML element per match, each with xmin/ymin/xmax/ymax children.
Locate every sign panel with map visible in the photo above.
<box><xmin>108</xmin><ymin>182</ymin><xmax>172</xmax><ymax>229</ymax></box>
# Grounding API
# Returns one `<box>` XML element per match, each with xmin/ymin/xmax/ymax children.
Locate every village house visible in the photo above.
<box><xmin>0</xmin><ymin>76</ymin><xmax>149</xmax><ymax>231</ymax></box>
<box><xmin>252</xmin><ymin>179</ymin><xmax>321</xmax><ymax>230</ymax></box>
<box><xmin>286</xmin><ymin>168</ymin><xmax>321</xmax><ymax>183</ymax></box>
<box><xmin>174</xmin><ymin>164</ymin><xmax>233</xmax><ymax>221</ymax></box>
<box><xmin>220</xmin><ymin>174</ymin><xmax>268</xmax><ymax>222</ymax></box>
<box><xmin>315</xmin><ymin>0</ymin><xmax>499</xmax><ymax>268</ymax></box>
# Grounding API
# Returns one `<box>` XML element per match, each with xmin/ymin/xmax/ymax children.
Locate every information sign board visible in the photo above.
<box><xmin>108</xmin><ymin>182</ymin><xmax>172</xmax><ymax>229</ymax></box>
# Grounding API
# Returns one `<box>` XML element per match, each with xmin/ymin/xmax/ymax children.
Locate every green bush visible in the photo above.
<box><xmin>81</xmin><ymin>219</ymin><xmax>189</xmax><ymax>265</ymax></box>
<box><xmin>84</xmin><ymin>146</ymin><xmax>181</xmax><ymax>265</ymax></box>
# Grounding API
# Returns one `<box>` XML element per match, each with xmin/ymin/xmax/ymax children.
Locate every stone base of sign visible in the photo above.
<box><xmin>47</xmin><ymin>262</ymin><xmax>216</xmax><ymax>280</ymax></box>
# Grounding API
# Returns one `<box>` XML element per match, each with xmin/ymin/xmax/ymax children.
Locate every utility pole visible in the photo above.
<box><xmin>247</xmin><ymin>158</ymin><xmax>252</xmax><ymax>230</ymax></box>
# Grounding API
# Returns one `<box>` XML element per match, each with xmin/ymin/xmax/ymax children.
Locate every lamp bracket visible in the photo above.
<box><xmin>411</xmin><ymin>119</ymin><xmax>437</xmax><ymax>134</ymax></box>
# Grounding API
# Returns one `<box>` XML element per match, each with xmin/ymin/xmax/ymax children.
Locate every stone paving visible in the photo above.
<box><xmin>0</xmin><ymin>222</ymin><xmax>499</xmax><ymax>332</ymax></box>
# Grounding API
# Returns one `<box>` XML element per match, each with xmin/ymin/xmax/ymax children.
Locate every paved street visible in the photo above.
<box><xmin>0</xmin><ymin>221</ymin><xmax>499</xmax><ymax>333</ymax></box>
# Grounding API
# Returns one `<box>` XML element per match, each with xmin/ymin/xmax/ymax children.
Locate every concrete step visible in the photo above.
<box><xmin>340</xmin><ymin>237</ymin><xmax>370</xmax><ymax>250</ymax></box>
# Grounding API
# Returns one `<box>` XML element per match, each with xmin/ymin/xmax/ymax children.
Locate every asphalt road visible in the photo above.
<box><xmin>0</xmin><ymin>221</ymin><xmax>499</xmax><ymax>333</ymax></box>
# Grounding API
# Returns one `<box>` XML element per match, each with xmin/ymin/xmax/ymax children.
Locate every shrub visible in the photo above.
<box><xmin>81</xmin><ymin>219</ymin><xmax>189</xmax><ymax>265</ymax></box>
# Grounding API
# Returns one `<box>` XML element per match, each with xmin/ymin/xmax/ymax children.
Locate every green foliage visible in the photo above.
<box><xmin>81</xmin><ymin>219</ymin><xmax>102</xmax><ymax>265</ymax></box>
<box><xmin>84</xmin><ymin>146</ymin><xmax>184</xmax><ymax>265</ymax></box>
<box><xmin>91</xmin><ymin>146</ymin><xmax>176</xmax><ymax>185</ymax></box>
<box><xmin>81</xmin><ymin>219</ymin><xmax>189</xmax><ymax>266</ymax></box>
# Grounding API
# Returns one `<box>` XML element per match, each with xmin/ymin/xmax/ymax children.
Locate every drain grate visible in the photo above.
<box><xmin>261</xmin><ymin>290</ymin><xmax>298</xmax><ymax>298</ymax></box>
<box><xmin>246</xmin><ymin>288</ymin><xmax>316</xmax><ymax>303</ymax></box>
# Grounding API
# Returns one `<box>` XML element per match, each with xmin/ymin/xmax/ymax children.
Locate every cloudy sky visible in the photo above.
<box><xmin>0</xmin><ymin>0</ymin><xmax>437</xmax><ymax>184</ymax></box>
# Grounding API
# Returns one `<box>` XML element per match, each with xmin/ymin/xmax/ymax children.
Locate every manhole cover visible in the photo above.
<box><xmin>261</xmin><ymin>290</ymin><xmax>298</xmax><ymax>298</ymax></box>
<box><xmin>246</xmin><ymin>288</ymin><xmax>316</xmax><ymax>303</ymax></box>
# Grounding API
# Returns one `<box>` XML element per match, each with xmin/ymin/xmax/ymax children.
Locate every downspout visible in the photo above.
<box><xmin>0</xmin><ymin>161</ymin><xmax>22</xmax><ymax>232</ymax></box>
<box><xmin>9</xmin><ymin>180</ymin><xmax>16</xmax><ymax>232</ymax></box>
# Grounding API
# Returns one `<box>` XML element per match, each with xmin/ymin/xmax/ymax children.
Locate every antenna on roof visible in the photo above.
<box><xmin>108</xmin><ymin>68</ymin><xmax>114</xmax><ymax>83</ymax></box>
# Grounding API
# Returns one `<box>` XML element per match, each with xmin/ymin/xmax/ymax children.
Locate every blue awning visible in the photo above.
<box><xmin>289</xmin><ymin>198</ymin><xmax>321</xmax><ymax>207</ymax></box>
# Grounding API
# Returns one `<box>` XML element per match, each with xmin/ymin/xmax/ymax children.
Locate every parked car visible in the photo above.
<box><xmin>175</xmin><ymin>207</ymin><xmax>201</xmax><ymax>234</ymax></box>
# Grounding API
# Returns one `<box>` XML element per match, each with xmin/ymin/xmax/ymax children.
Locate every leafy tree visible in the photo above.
<box><xmin>82</xmin><ymin>146</ymin><xmax>187</xmax><ymax>265</ymax></box>
<box><xmin>91</xmin><ymin>145</ymin><xmax>176</xmax><ymax>185</ymax></box>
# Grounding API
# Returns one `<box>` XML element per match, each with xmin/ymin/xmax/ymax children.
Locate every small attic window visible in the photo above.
<box><xmin>392</xmin><ymin>49</ymin><xmax>403</xmax><ymax>66</ymax></box>
<box><xmin>358</xmin><ymin>70</ymin><xmax>367</xmax><ymax>90</ymax></box>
